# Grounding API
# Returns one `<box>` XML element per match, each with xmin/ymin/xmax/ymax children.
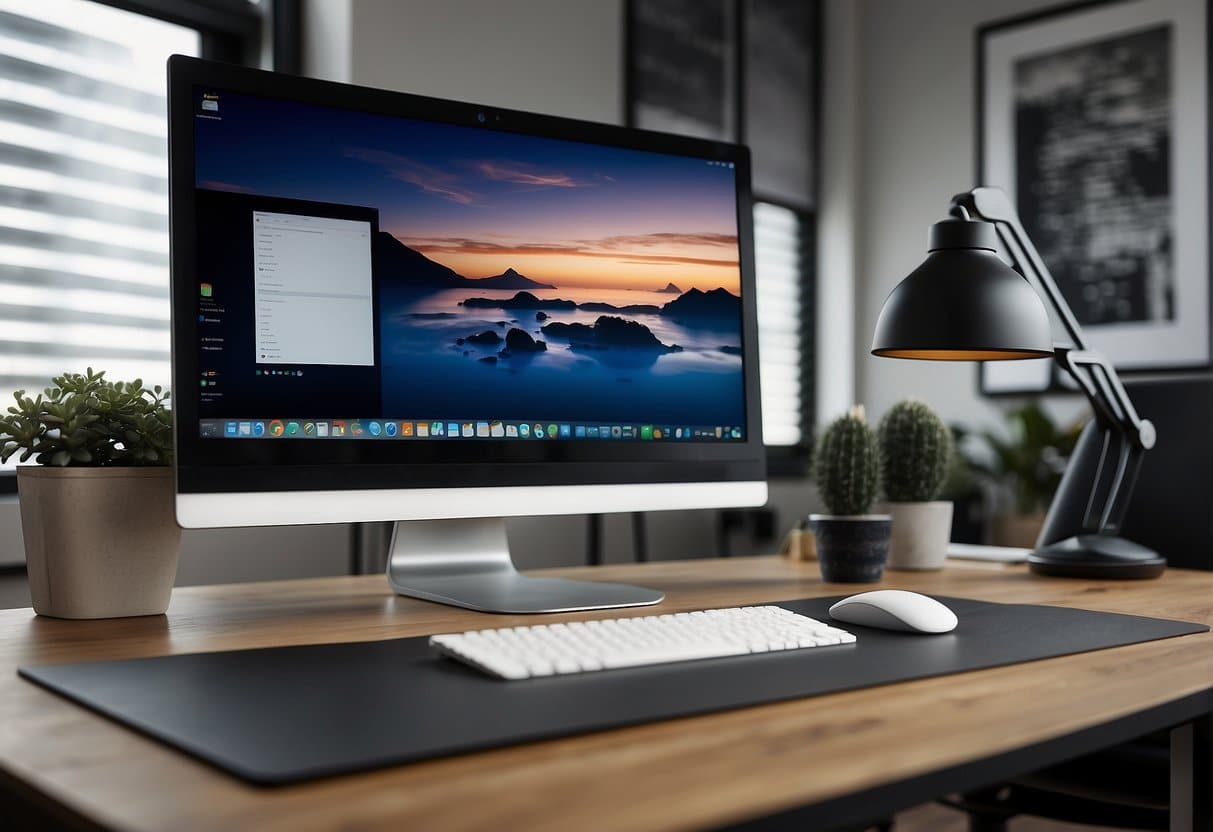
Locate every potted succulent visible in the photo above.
<box><xmin>878</xmin><ymin>398</ymin><xmax>954</xmax><ymax>570</ymax></box>
<box><xmin>0</xmin><ymin>369</ymin><xmax>179</xmax><ymax>618</ymax></box>
<box><xmin>809</xmin><ymin>406</ymin><xmax>890</xmax><ymax>583</ymax></box>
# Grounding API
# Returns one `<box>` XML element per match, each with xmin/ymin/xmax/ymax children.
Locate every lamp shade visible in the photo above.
<box><xmin>871</xmin><ymin>218</ymin><xmax>1053</xmax><ymax>360</ymax></box>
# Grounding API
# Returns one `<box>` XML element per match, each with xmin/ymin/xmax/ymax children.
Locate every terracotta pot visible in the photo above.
<box><xmin>885</xmin><ymin>501</ymin><xmax>953</xmax><ymax>571</ymax></box>
<box><xmin>808</xmin><ymin>514</ymin><xmax>892</xmax><ymax>583</ymax></box>
<box><xmin>990</xmin><ymin>511</ymin><xmax>1047</xmax><ymax>549</ymax></box>
<box><xmin>17</xmin><ymin>467</ymin><xmax>181</xmax><ymax>618</ymax></box>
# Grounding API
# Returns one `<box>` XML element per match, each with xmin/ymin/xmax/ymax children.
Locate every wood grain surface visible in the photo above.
<box><xmin>1</xmin><ymin>556</ymin><xmax>1210</xmax><ymax>831</ymax></box>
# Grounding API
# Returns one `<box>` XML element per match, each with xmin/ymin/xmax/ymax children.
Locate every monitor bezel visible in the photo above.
<box><xmin>168</xmin><ymin>56</ymin><xmax>766</xmax><ymax>497</ymax></box>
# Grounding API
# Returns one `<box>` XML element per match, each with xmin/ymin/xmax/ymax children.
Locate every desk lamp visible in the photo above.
<box><xmin>871</xmin><ymin>187</ymin><xmax>1164</xmax><ymax>579</ymax></box>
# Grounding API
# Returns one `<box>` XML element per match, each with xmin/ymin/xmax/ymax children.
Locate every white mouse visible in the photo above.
<box><xmin>829</xmin><ymin>590</ymin><xmax>958</xmax><ymax>634</ymax></box>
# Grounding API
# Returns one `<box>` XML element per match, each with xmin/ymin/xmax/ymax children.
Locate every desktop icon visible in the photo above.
<box><xmin>622</xmin><ymin>426</ymin><xmax>636</xmax><ymax>439</ymax></box>
<box><xmin>599</xmin><ymin>425</ymin><xmax>610</xmax><ymax>437</ymax></box>
<box><xmin>533</xmin><ymin>424</ymin><xmax>544</xmax><ymax>438</ymax></box>
<box><xmin>731</xmin><ymin>427</ymin><xmax>742</xmax><ymax>439</ymax></box>
<box><xmin>715</xmin><ymin>426</ymin><xmax>723</xmax><ymax>438</ymax></box>
<box><xmin>303</xmin><ymin>422</ymin><xmax>316</xmax><ymax>436</ymax></box>
<box><xmin>252</xmin><ymin>421</ymin><xmax>266</xmax><ymax>437</ymax></box>
<box><xmin>224</xmin><ymin>421</ymin><xmax>238</xmax><ymax>437</ymax></box>
<box><xmin>350</xmin><ymin>421</ymin><xmax>364</xmax><ymax>436</ymax></box>
<box><xmin>384</xmin><ymin>421</ymin><xmax>398</xmax><ymax>437</ymax></box>
<box><xmin>505</xmin><ymin>424</ymin><xmax>518</xmax><ymax>438</ymax></box>
<box><xmin>401</xmin><ymin>421</ymin><xmax>414</xmax><ymax>437</ymax></box>
<box><xmin>490</xmin><ymin>421</ymin><xmax>505</xmax><ymax>438</ymax></box>
<box><xmin>285</xmin><ymin>421</ymin><xmax>301</xmax><ymax>436</ymax></box>
<box><xmin>520</xmin><ymin>423</ymin><xmax>531</xmax><ymax>438</ymax></box>
<box><xmin>575</xmin><ymin>425</ymin><xmax>586</xmax><ymax>438</ymax></box>
<box><xmin>268</xmin><ymin>420</ymin><xmax>285</xmax><ymax>437</ymax></box>
<box><xmin>653</xmin><ymin>428</ymin><xmax>663</xmax><ymax>439</ymax></box>
<box><xmin>417</xmin><ymin>422</ymin><xmax>430</xmax><ymax>438</ymax></box>
<box><xmin>331</xmin><ymin>420</ymin><xmax>345</xmax><ymax>437</ymax></box>
<box><xmin>640</xmin><ymin>425</ymin><xmax>653</xmax><ymax>440</ymax></box>
<box><xmin>447</xmin><ymin>422</ymin><xmax>459</xmax><ymax>437</ymax></box>
<box><xmin>588</xmin><ymin>426</ymin><xmax>599</xmax><ymax>438</ymax></box>
<box><xmin>611</xmin><ymin>425</ymin><xmax>622</xmax><ymax>439</ymax></box>
<box><xmin>431</xmin><ymin>421</ymin><xmax>444</xmax><ymax>436</ymax></box>
<box><xmin>200</xmin><ymin>283</ymin><xmax>212</xmax><ymax>298</ymax></box>
<box><xmin>476</xmin><ymin>421</ymin><xmax>490</xmax><ymax>438</ymax></box>
<box><xmin>461</xmin><ymin>423</ymin><xmax>475</xmax><ymax>438</ymax></box>
<box><xmin>559</xmin><ymin>424</ymin><xmax>571</xmax><ymax>438</ymax></box>
<box><xmin>315</xmin><ymin>422</ymin><xmax>329</xmax><ymax>437</ymax></box>
<box><xmin>547</xmin><ymin>424</ymin><xmax>559</xmax><ymax>439</ymax></box>
<box><xmin>368</xmin><ymin>421</ymin><xmax>382</xmax><ymax>437</ymax></box>
<box><xmin>238</xmin><ymin>421</ymin><xmax>252</xmax><ymax>437</ymax></box>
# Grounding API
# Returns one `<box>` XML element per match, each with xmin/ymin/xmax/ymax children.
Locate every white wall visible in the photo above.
<box><xmin>852</xmin><ymin>0</ymin><xmax>1089</xmax><ymax>431</ymax></box>
<box><xmin>348</xmin><ymin>0</ymin><xmax>623</xmax><ymax>123</ymax></box>
<box><xmin>815</xmin><ymin>0</ymin><xmax>861</xmax><ymax>423</ymax></box>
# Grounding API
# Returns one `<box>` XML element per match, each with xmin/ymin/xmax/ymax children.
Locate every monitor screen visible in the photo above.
<box><xmin>190</xmin><ymin>89</ymin><xmax>746</xmax><ymax>446</ymax></box>
<box><xmin>170</xmin><ymin>58</ymin><xmax>763</xmax><ymax>500</ymax></box>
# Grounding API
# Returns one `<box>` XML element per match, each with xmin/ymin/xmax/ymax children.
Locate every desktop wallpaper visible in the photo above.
<box><xmin>195</xmin><ymin>91</ymin><xmax>746</xmax><ymax>427</ymax></box>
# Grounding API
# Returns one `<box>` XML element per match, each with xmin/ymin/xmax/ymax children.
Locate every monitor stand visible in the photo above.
<box><xmin>386</xmin><ymin>517</ymin><xmax>665</xmax><ymax>613</ymax></box>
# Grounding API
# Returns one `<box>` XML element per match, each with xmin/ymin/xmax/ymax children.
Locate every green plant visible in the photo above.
<box><xmin>940</xmin><ymin>425</ymin><xmax>981</xmax><ymax>502</ymax></box>
<box><xmin>878</xmin><ymin>398</ymin><xmax>952</xmax><ymax>502</ymax></box>
<box><xmin>0</xmin><ymin>369</ymin><xmax>172</xmax><ymax>467</ymax></box>
<box><xmin>814</xmin><ymin>405</ymin><xmax>879</xmax><ymax>516</ymax></box>
<box><xmin>959</xmin><ymin>401</ymin><xmax>1085</xmax><ymax>515</ymax></box>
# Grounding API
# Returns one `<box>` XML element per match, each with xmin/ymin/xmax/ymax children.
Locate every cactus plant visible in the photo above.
<box><xmin>0</xmin><ymin>369</ymin><xmax>172</xmax><ymax>467</ymax></box>
<box><xmin>878</xmin><ymin>398</ymin><xmax>952</xmax><ymax>503</ymax></box>
<box><xmin>814</xmin><ymin>405</ymin><xmax>880</xmax><ymax>516</ymax></box>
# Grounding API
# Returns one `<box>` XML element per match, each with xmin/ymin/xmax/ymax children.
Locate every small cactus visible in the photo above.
<box><xmin>878</xmin><ymin>398</ymin><xmax>952</xmax><ymax>502</ymax></box>
<box><xmin>814</xmin><ymin>405</ymin><xmax>879</xmax><ymax>516</ymax></box>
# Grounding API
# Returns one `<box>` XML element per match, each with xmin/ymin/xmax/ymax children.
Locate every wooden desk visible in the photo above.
<box><xmin>1</xmin><ymin>557</ymin><xmax>1210</xmax><ymax>831</ymax></box>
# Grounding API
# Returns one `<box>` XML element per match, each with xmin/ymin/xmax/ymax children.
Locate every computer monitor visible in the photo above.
<box><xmin>167</xmin><ymin>57</ymin><xmax>767</xmax><ymax>613</ymax></box>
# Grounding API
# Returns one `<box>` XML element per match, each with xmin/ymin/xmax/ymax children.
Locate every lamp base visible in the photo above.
<box><xmin>1029</xmin><ymin>534</ymin><xmax>1166</xmax><ymax>580</ymax></box>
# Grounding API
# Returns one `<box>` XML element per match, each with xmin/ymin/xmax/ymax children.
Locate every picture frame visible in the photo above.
<box><xmin>625</xmin><ymin>0</ymin><xmax>739</xmax><ymax>142</ymax></box>
<box><xmin>977</xmin><ymin>0</ymin><xmax>1212</xmax><ymax>395</ymax></box>
<box><xmin>625</xmin><ymin>0</ymin><xmax>818</xmax><ymax>211</ymax></box>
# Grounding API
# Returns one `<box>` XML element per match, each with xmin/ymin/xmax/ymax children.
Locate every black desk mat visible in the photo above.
<box><xmin>19</xmin><ymin>596</ymin><xmax>1207</xmax><ymax>785</ymax></box>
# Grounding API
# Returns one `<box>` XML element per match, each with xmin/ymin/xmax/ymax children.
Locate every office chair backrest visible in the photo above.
<box><xmin>1120</xmin><ymin>376</ymin><xmax>1213</xmax><ymax>571</ymax></box>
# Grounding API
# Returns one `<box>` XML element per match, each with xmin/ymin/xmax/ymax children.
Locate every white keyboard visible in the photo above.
<box><xmin>429</xmin><ymin>605</ymin><xmax>856</xmax><ymax>680</ymax></box>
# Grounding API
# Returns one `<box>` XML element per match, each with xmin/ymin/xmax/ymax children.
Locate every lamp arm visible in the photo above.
<box><xmin>948</xmin><ymin>187</ymin><xmax>1158</xmax><ymax>544</ymax></box>
<box><xmin>948</xmin><ymin>187</ymin><xmax>1155</xmax><ymax>452</ymax></box>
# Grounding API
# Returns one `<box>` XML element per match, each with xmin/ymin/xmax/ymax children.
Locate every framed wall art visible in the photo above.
<box><xmin>978</xmin><ymin>0</ymin><xmax>1211</xmax><ymax>394</ymax></box>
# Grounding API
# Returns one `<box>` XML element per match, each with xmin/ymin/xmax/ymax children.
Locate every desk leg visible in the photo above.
<box><xmin>1171</xmin><ymin>713</ymin><xmax>1212</xmax><ymax>832</ymax></box>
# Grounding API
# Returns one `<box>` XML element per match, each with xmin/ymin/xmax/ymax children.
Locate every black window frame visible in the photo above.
<box><xmin>0</xmin><ymin>0</ymin><xmax>300</xmax><ymax>495</ymax></box>
<box><xmin>623</xmin><ymin>0</ymin><xmax>820</xmax><ymax>479</ymax></box>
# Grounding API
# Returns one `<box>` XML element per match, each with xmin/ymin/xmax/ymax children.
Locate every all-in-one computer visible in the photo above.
<box><xmin>168</xmin><ymin>57</ymin><xmax>767</xmax><ymax>613</ymax></box>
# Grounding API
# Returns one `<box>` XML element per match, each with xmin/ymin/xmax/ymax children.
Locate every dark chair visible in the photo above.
<box><xmin>951</xmin><ymin>377</ymin><xmax>1212</xmax><ymax>831</ymax></box>
<box><xmin>944</xmin><ymin>732</ymin><xmax>1171</xmax><ymax>830</ymax></box>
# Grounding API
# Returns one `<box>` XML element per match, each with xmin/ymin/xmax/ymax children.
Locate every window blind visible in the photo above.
<box><xmin>752</xmin><ymin>201</ymin><xmax>805</xmax><ymax>447</ymax></box>
<box><xmin>0</xmin><ymin>0</ymin><xmax>198</xmax><ymax>468</ymax></box>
